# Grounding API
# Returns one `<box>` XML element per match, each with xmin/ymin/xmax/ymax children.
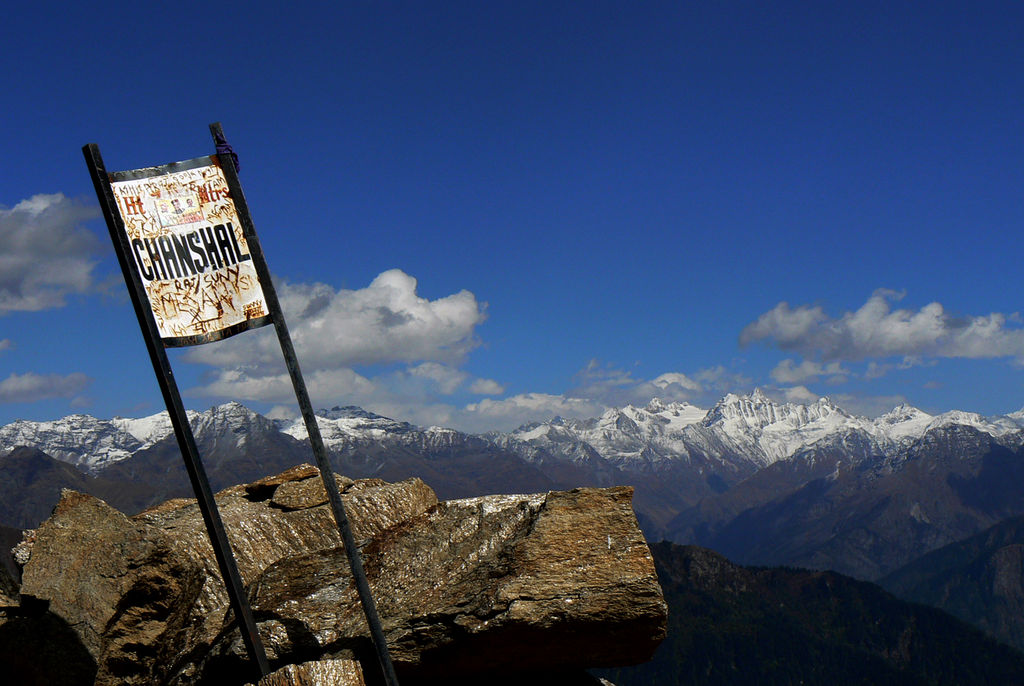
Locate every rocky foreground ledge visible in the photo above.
<box><xmin>0</xmin><ymin>464</ymin><xmax>666</xmax><ymax>685</ymax></box>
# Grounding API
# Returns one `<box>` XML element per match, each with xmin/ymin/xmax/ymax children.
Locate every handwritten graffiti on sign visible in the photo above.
<box><xmin>109</xmin><ymin>157</ymin><xmax>271</xmax><ymax>346</ymax></box>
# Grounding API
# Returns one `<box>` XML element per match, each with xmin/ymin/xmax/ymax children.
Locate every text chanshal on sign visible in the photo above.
<box><xmin>109</xmin><ymin>157</ymin><xmax>272</xmax><ymax>346</ymax></box>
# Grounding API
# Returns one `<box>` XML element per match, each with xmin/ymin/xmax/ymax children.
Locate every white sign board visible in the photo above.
<box><xmin>109</xmin><ymin>157</ymin><xmax>271</xmax><ymax>345</ymax></box>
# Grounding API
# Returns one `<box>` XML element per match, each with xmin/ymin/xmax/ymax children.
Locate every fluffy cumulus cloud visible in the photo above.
<box><xmin>462</xmin><ymin>393</ymin><xmax>607</xmax><ymax>431</ymax></box>
<box><xmin>183</xmin><ymin>270</ymin><xmax>776</xmax><ymax>432</ymax></box>
<box><xmin>0</xmin><ymin>372</ymin><xmax>91</xmax><ymax>404</ymax></box>
<box><xmin>192</xmin><ymin>365</ymin><xmax>380</xmax><ymax>405</ymax></box>
<box><xmin>0</xmin><ymin>194</ymin><xmax>102</xmax><ymax>314</ymax></box>
<box><xmin>406</xmin><ymin>362</ymin><xmax>469</xmax><ymax>395</ymax></box>
<box><xmin>771</xmin><ymin>359</ymin><xmax>849</xmax><ymax>384</ymax></box>
<box><xmin>187</xmin><ymin>270</ymin><xmax>486</xmax><ymax>370</ymax></box>
<box><xmin>568</xmin><ymin>361</ymin><xmax>701</xmax><ymax>407</ymax></box>
<box><xmin>468</xmin><ymin>378</ymin><xmax>505</xmax><ymax>395</ymax></box>
<box><xmin>763</xmin><ymin>385</ymin><xmax>822</xmax><ymax>406</ymax></box>
<box><xmin>741</xmin><ymin>289</ymin><xmax>1024</xmax><ymax>363</ymax></box>
<box><xmin>185</xmin><ymin>270</ymin><xmax>506</xmax><ymax>424</ymax></box>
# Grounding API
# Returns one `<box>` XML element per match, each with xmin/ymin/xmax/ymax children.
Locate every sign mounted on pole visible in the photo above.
<box><xmin>83</xmin><ymin>124</ymin><xmax>401</xmax><ymax>686</ymax></box>
<box><xmin>107</xmin><ymin>157</ymin><xmax>272</xmax><ymax>346</ymax></box>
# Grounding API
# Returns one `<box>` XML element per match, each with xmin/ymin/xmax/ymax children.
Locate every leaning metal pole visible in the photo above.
<box><xmin>83</xmin><ymin>142</ymin><xmax>271</xmax><ymax>681</ymax></box>
<box><xmin>209</xmin><ymin>123</ymin><xmax>401</xmax><ymax>686</ymax></box>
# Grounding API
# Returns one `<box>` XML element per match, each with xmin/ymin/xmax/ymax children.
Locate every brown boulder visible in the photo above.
<box><xmin>16</xmin><ymin>470</ymin><xmax>437</xmax><ymax>685</ymax></box>
<box><xmin>218</xmin><ymin>486</ymin><xmax>666</xmax><ymax>681</ymax></box>
<box><xmin>248</xmin><ymin>658</ymin><xmax>366</xmax><ymax>686</ymax></box>
<box><xmin>11</xmin><ymin>466</ymin><xmax>663</xmax><ymax>685</ymax></box>
<box><xmin>17</xmin><ymin>489</ymin><xmax>205</xmax><ymax>685</ymax></box>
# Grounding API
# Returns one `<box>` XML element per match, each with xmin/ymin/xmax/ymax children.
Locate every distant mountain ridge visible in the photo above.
<box><xmin>498</xmin><ymin>389</ymin><xmax>1024</xmax><ymax>472</ymax></box>
<box><xmin>7</xmin><ymin>394</ymin><xmax>1024</xmax><ymax>657</ymax></box>
<box><xmin>601</xmin><ymin>542</ymin><xmax>1024</xmax><ymax>686</ymax></box>
<box><xmin>5</xmin><ymin>393</ymin><xmax>1024</xmax><ymax>582</ymax></box>
<box><xmin>880</xmin><ymin>513</ymin><xmax>1024</xmax><ymax>653</ymax></box>
<box><xmin>4</xmin><ymin>392</ymin><xmax>1023</xmax><ymax>478</ymax></box>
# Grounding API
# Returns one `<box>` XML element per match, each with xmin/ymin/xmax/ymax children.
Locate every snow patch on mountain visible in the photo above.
<box><xmin>500</xmin><ymin>390</ymin><xmax>1024</xmax><ymax>474</ymax></box>
<box><xmin>112</xmin><ymin>411</ymin><xmax>178</xmax><ymax>448</ymax></box>
<box><xmin>0</xmin><ymin>414</ymin><xmax>144</xmax><ymax>473</ymax></box>
<box><xmin>696</xmin><ymin>390</ymin><xmax>873</xmax><ymax>465</ymax></box>
<box><xmin>925</xmin><ymin>410</ymin><xmax>1022</xmax><ymax>437</ymax></box>
<box><xmin>873</xmin><ymin>404</ymin><xmax>934</xmax><ymax>440</ymax></box>
<box><xmin>280</xmin><ymin>405</ymin><xmax>416</xmax><ymax>447</ymax></box>
<box><xmin>5</xmin><ymin>395</ymin><xmax>1024</xmax><ymax>483</ymax></box>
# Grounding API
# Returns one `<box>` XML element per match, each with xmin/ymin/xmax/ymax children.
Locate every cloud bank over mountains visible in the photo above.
<box><xmin>183</xmin><ymin>269</ymin><xmax>516</xmax><ymax>429</ymax></box>
<box><xmin>742</xmin><ymin>289</ymin><xmax>1024</xmax><ymax>364</ymax></box>
<box><xmin>2</xmin><ymin>190</ymin><xmax>1021</xmax><ymax>429</ymax></box>
<box><xmin>0</xmin><ymin>195</ymin><xmax>100</xmax><ymax>406</ymax></box>
<box><xmin>0</xmin><ymin>193</ymin><xmax>102</xmax><ymax>314</ymax></box>
<box><xmin>0</xmin><ymin>372</ymin><xmax>91</xmax><ymax>404</ymax></box>
<box><xmin>186</xmin><ymin>269</ymin><xmax>487</xmax><ymax>370</ymax></box>
<box><xmin>176</xmin><ymin>284</ymin><xmax>1024</xmax><ymax>430</ymax></box>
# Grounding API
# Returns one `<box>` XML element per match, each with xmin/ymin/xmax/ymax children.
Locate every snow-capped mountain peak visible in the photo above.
<box><xmin>281</xmin><ymin>406</ymin><xmax>415</xmax><ymax>444</ymax></box>
<box><xmin>190</xmin><ymin>402</ymin><xmax>275</xmax><ymax>443</ymax></box>
<box><xmin>6</xmin><ymin>393</ymin><xmax>1024</xmax><ymax>489</ymax></box>
<box><xmin>111</xmin><ymin>411</ymin><xmax>176</xmax><ymax>447</ymax></box>
<box><xmin>873</xmin><ymin>404</ymin><xmax>934</xmax><ymax>440</ymax></box>
<box><xmin>702</xmin><ymin>390</ymin><xmax>848</xmax><ymax>433</ymax></box>
<box><xmin>0</xmin><ymin>413</ymin><xmax>145</xmax><ymax>473</ymax></box>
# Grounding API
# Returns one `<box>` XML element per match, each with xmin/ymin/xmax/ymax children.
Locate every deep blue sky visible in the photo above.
<box><xmin>2</xmin><ymin>1</ymin><xmax>1023</xmax><ymax>430</ymax></box>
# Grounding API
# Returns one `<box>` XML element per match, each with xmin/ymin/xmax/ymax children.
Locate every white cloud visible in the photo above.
<box><xmin>184</xmin><ymin>270</ymin><xmax>492</xmax><ymax>417</ymax></box>
<box><xmin>186</xmin><ymin>269</ymin><xmax>486</xmax><ymax>371</ymax></box>
<box><xmin>770</xmin><ymin>359</ymin><xmax>849</xmax><ymax>384</ymax></box>
<box><xmin>469</xmin><ymin>378</ymin><xmax>505</xmax><ymax>395</ymax></box>
<box><xmin>569</xmin><ymin>361</ymin><xmax>701</xmax><ymax>406</ymax></box>
<box><xmin>763</xmin><ymin>385</ymin><xmax>822</xmax><ymax>405</ymax></box>
<box><xmin>190</xmin><ymin>366</ymin><xmax>376</xmax><ymax>405</ymax></box>
<box><xmin>463</xmin><ymin>393</ymin><xmax>607</xmax><ymax>430</ymax></box>
<box><xmin>265</xmin><ymin>405</ymin><xmax>298</xmax><ymax>421</ymax></box>
<box><xmin>0</xmin><ymin>371</ymin><xmax>92</xmax><ymax>404</ymax></box>
<box><xmin>741</xmin><ymin>290</ymin><xmax>1024</xmax><ymax>362</ymax></box>
<box><xmin>651</xmin><ymin>372</ymin><xmax>702</xmax><ymax>392</ymax></box>
<box><xmin>407</xmin><ymin>362</ymin><xmax>468</xmax><ymax>395</ymax></box>
<box><xmin>0</xmin><ymin>339</ymin><xmax>12</xmax><ymax>353</ymax></box>
<box><xmin>0</xmin><ymin>194</ymin><xmax>102</xmax><ymax>314</ymax></box>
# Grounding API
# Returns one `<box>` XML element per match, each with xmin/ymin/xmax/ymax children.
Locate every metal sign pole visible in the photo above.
<box><xmin>209</xmin><ymin>123</ymin><xmax>401</xmax><ymax>686</ymax></box>
<box><xmin>83</xmin><ymin>143</ymin><xmax>271</xmax><ymax>681</ymax></box>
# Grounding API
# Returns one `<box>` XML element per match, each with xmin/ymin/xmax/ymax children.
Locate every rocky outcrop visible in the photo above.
<box><xmin>249</xmin><ymin>658</ymin><xmax>366</xmax><ymax>686</ymax></box>
<box><xmin>0</xmin><ymin>563</ymin><xmax>16</xmax><ymax>606</ymax></box>
<box><xmin>6</xmin><ymin>465</ymin><xmax>665</xmax><ymax>685</ymax></box>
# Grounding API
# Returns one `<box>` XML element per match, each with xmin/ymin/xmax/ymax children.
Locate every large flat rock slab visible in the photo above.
<box><xmin>10</xmin><ymin>465</ymin><xmax>664</xmax><ymax>685</ymax></box>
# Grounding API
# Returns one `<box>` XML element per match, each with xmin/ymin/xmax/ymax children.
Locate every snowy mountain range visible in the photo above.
<box><xmin>5</xmin><ymin>390</ymin><xmax>1024</xmax><ymax>583</ymax></box>
<box><xmin>494</xmin><ymin>389</ymin><xmax>1024</xmax><ymax>473</ymax></box>
<box><xmin>3</xmin><ymin>390</ymin><xmax>1023</xmax><ymax>478</ymax></box>
<box><xmin>6</xmin><ymin>391</ymin><xmax>1024</xmax><ymax>653</ymax></box>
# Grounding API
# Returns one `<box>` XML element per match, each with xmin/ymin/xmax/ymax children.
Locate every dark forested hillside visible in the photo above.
<box><xmin>880</xmin><ymin>514</ymin><xmax>1024</xmax><ymax>653</ymax></box>
<box><xmin>599</xmin><ymin>542</ymin><xmax>1024</xmax><ymax>686</ymax></box>
<box><xmin>0</xmin><ymin>447</ymin><xmax>156</xmax><ymax>529</ymax></box>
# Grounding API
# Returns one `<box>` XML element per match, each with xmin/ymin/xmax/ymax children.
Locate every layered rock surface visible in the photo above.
<box><xmin>2</xmin><ymin>465</ymin><xmax>665</xmax><ymax>685</ymax></box>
